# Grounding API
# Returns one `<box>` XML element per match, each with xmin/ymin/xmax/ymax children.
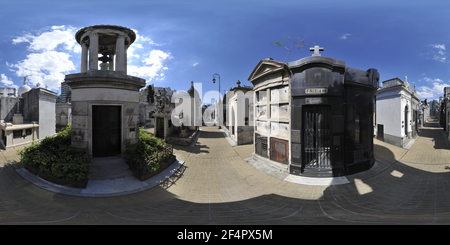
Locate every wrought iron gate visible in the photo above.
<box><xmin>302</xmin><ymin>105</ymin><xmax>331</xmax><ymax>170</ymax></box>
<box><xmin>255</xmin><ymin>133</ymin><xmax>268</xmax><ymax>158</ymax></box>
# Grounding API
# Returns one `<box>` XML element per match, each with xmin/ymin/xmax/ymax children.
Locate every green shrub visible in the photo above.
<box><xmin>18</xmin><ymin>125</ymin><xmax>91</xmax><ymax>181</ymax></box>
<box><xmin>124</xmin><ymin>127</ymin><xmax>174</xmax><ymax>174</ymax></box>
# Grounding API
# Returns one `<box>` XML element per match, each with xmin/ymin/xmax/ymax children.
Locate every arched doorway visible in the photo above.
<box><xmin>404</xmin><ymin>105</ymin><xmax>408</xmax><ymax>137</ymax></box>
<box><xmin>231</xmin><ymin>106</ymin><xmax>235</xmax><ymax>135</ymax></box>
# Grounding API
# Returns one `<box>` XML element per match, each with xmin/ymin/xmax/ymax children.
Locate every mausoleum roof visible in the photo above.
<box><xmin>18</xmin><ymin>84</ymin><xmax>31</xmax><ymax>97</ymax></box>
<box><xmin>75</xmin><ymin>25</ymin><xmax>137</xmax><ymax>46</ymax></box>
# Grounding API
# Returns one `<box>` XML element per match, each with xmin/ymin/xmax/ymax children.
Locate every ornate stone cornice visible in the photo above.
<box><xmin>76</xmin><ymin>25</ymin><xmax>136</xmax><ymax>45</ymax></box>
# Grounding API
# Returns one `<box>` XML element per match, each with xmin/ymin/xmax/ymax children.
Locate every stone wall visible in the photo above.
<box><xmin>0</xmin><ymin>97</ymin><xmax>21</xmax><ymax>122</ymax></box>
<box><xmin>38</xmin><ymin>89</ymin><xmax>57</xmax><ymax>138</ymax></box>
<box><xmin>237</xmin><ymin>126</ymin><xmax>254</xmax><ymax>145</ymax></box>
<box><xmin>56</xmin><ymin>103</ymin><xmax>72</xmax><ymax>133</ymax></box>
<box><xmin>22</xmin><ymin>88</ymin><xmax>40</xmax><ymax>122</ymax></box>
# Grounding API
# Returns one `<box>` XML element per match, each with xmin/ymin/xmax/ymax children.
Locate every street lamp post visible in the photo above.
<box><xmin>212</xmin><ymin>73</ymin><xmax>221</xmax><ymax>129</ymax></box>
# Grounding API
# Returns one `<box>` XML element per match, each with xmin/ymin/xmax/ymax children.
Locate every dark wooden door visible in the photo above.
<box><xmin>377</xmin><ymin>124</ymin><xmax>384</xmax><ymax>141</ymax></box>
<box><xmin>270</xmin><ymin>137</ymin><xmax>288</xmax><ymax>164</ymax></box>
<box><xmin>93</xmin><ymin>106</ymin><xmax>121</xmax><ymax>157</ymax></box>
<box><xmin>156</xmin><ymin>117</ymin><xmax>164</xmax><ymax>138</ymax></box>
<box><xmin>302</xmin><ymin>105</ymin><xmax>331</xmax><ymax>170</ymax></box>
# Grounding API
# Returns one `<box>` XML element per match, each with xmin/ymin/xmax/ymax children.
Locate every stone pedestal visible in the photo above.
<box><xmin>13</xmin><ymin>114</ymin><xmax>23</xmax><ymax>124</ymax></box>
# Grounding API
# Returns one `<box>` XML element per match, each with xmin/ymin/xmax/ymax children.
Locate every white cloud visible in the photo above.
<box><xmin>124</xmin><ymin>31</ymin><xmax>171</xmax><ymax>82</ymax></box>
<box><xmin>433</xmin><ymin>55</ymin><xmax>446</xmax><ymax>62</ymax></box>
<box><xmin>9</xmin><ymin>26</ymin><xmax>78</xmax><ymax>90</ymax></box>
<box><xmin>9</xmin><ymin>51</ymin><xmax>75</xmax><ymax>90</ymax></box>
<box><xmin>193</xmin><ymin>62</ymin><xmax>199</xmax><ymax>66</ymax></box>
<box><xmin>143</xmin><ymin>50</ymin><xmax>171</xmax><ymax>66</ymax></box>
<box><xmin>13</xmin><ymin>25</ymin><xmax>78</xmax><ymax>53</ymax></box>
<box><xmin>0</xmin><ymin>74</ymin><xmax>18</xmax><ymax>92</ymax></box>
<box><xmin>8</xmin><ymin>26</ymin><xmax>171</xmax><ymax>90</ymax></box>
<box><xmin>431</xmin><ymin>44</ymin><xmax>446</xmax><ymax>50</ymax></box>
<box><xmin>417</xmin><ymin>77</ymin><xmax>450</xmax><ymax>100</ymax></box>
<box><xmin>128</xmin><ymin>49</ymin><xmax>172</xmax><ymax>81</ymax></box>
<box><xmin>421</xmin><ymin>77</ymin><xmax>444</xmax><ymax>83</ymax></box>
<box><xmin>428</xmin><ymin>44</ymin><xmax>447</xmax><ymax>63</ymax></box>
<box><xmin>340</xmin><ymin>33</ymin><xmax>351</xmax><ymax>40</ymax></box>
<box><xmin>132</xmin><ymin>29</ymin><xmax>156</xmax><ymax>45</ymax></box>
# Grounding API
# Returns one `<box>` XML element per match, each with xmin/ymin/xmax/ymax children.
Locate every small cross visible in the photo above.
<box><xmin>310</xmin><ymin>45</ymin><xmax>324</xmax><ymax>56</ymax></box>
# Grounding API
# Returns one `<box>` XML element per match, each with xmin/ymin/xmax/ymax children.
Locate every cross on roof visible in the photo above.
<box><xmin>310</xmin><ymin>45</ymin><xmax>324</xmax><ymax>56</ymax></box>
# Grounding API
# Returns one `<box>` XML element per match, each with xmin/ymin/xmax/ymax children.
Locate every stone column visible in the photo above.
<box><xmin>109</xmin><ymin>54</ymin><xmax>115</xmax><ymax>71</ymax></box>
<box><xmin>115</xmin><ymin>35</ymin><xmax>125</xmax><ymax>72</ymax></box>
<box><xmin>6</xmin><ymin>130</ymin><xmax>12</xmax><ymax>148</ymax></box>
<box><xmin>88</xmin><ymin>32</ymin><xmax>99</xmax><ymax>71</ymax></box>
<box><xmin>81</xmin><ymin>42</ymin><xmax>88</xmax><ymax>73</ymax></box>
<box><xmin>125</xmin><ymin>46</ymin><xmax>128</xmax><ymax>74</ymax></box>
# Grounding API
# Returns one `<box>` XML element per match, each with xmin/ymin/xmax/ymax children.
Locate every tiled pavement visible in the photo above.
<box><xmin>0</xmin><ymin>119</ymin><xmax>450</xmax><ymax>224</ymax></box>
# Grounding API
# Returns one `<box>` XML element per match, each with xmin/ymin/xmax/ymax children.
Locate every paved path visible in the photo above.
<box><xmin>0</xmin><ymin>121</ymin><xmax>450</xmax><ymax>224</ymax></box>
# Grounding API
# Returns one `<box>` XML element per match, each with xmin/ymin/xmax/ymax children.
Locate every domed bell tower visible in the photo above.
<box><xmin>64</xmin><ymin>25</ymin><xmax>146</xmax><ymax>157</ymax></box>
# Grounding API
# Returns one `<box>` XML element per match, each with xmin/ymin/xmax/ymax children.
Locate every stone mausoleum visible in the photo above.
<box><xmin>65</xmin><ymin>25</ymin><xmax>146</xmax><ymax>157</ymax></box>
<box><xmin>0</xmin><ymin>78</ymin><xmax>57</xmax><ymax>150</ymax></box>
<box><xmin>248</xmin><ymin>46</ymin><xmax>379</xmax><ymax>177</ymax></box>
<box><xmin>376</xmin><ymin>77</ymin><xmax>420</xmax><ymax>148</ymax></box>
<box><xmin>225</xmin><ymin>80</ymin><xmax>254</xmax><ymax>145</ymax></box>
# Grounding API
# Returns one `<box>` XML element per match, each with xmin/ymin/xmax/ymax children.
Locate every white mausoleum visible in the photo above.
<box><xmin>376</xmin><ymin>76</ymin><xmax>420</xmax><ymax>148</ymax></box>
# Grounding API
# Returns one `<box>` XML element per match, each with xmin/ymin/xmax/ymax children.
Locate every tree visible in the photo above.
<box><xmin>272</xmin><ymin>36</ymin><xmax>315</xmax><ymax>62</ymax></box>
<box><xmin>146</xmin><ymin>84</ymin><xmax>155</xmax><ymax>104</ymax></box>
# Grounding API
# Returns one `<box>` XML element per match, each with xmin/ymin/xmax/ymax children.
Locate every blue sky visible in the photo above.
<box><xmin>1</xmin><ymin>0</ymin><xmax>450</xmax><ymax>103</ymax></box>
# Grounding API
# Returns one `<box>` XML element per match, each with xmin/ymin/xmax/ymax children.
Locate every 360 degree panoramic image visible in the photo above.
<box><xmin>0</xmin><ymin>1</ymin><xmax>450</xmax><ymax>232</ymax></box>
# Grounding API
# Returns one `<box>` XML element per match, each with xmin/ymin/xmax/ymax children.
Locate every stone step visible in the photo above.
<box><xmin>89</xmin><ymin>162</ymin><xmax>130</xmax><ymax>173</ymax></box>
<box><xmin>89</xmin><ymin>156</ymin><xmax>134</xmax><ymax>180</ymax></box>
<box><xmin>91</xmin><ymin>156</ymin><xmax>125</xmax><ymax>165</ymax></box>
<box><xmin>89</xmin><ymin>169</ymin><xmax>134</xmax><ymax>180</ymax></box>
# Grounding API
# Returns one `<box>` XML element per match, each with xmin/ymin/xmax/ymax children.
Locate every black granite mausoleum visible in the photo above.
<box><xmin>249</xmin><ymin>48</ymin><xmax>379</xmax><ymax>177</ymax></box>
<box><xmin>289</xmin><ymin>54</ymin><xmax>378</xmax><ymax>177</ymax></box>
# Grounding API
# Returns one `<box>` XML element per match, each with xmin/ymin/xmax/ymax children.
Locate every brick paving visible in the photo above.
<box><xmin>400</xmin><ymin>118</ymin><xmax>450</xmax><ymax>165</ymax></box>
<box><xmin>0</xmin><ymin>123</ymin><xmax>450</xmax><ymax>224</ymax></box>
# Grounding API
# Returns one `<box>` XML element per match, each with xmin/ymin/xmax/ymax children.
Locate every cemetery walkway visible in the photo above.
<box><xmin>0</xmin><ymin>124</ymin><xmax>449</xmax><ymax>225</ymax></box>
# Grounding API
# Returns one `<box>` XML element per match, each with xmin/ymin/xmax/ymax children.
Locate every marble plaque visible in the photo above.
<box><xmin>271</xmin><ymin>122</ymin><xmax>289</xmax><ymax>138</ymax></box>
<box><xmin>270</xmin><ymin>86</ymin><xmax>289</xmax><ymax>102</ymax></box>
<box><xmin>270</xmin><ymin>88</ymin><xmax>279</xmax><ymax>102</ymax></box>
<box><xmin>257</xmin><ymin>105</ymin><xmax>267</xmax><ymax>118</ymax></box>
<box><xmin>270</xmin><ymin>104</ymin><xmax>289</xmax><ymax>120</ymax></box>
<box><xmin>257</xmin><ymin>120</ymin><xmax>269</xmax><ymax>133</ymax></box>
<box><xmin>306</xmin><ymin>97</ymin><xmax>327</xmax><ymax>104</ymax></box>
<box><xmin>257</xmin><ymin>91</ymin><xmax>267</xmax><ymax>103</ymax></box>
<box><xmin>291</xmin><ymin>130</ymin><xmax>300</xmax><ymax>143</ymax></box>
<box><xmin>292</xmin><ymin>143</ymin><xmax>301</xmax><ymax>159</ymax></box>
<box><xmin>280</xmin><ymin>86</ymin><xmax>290</xmax><ymax>101</ymax></box>
<box><xmin>305</xmin><ymin>88</ymin><xmax>328</xmax><ymax>94</ymax></box>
